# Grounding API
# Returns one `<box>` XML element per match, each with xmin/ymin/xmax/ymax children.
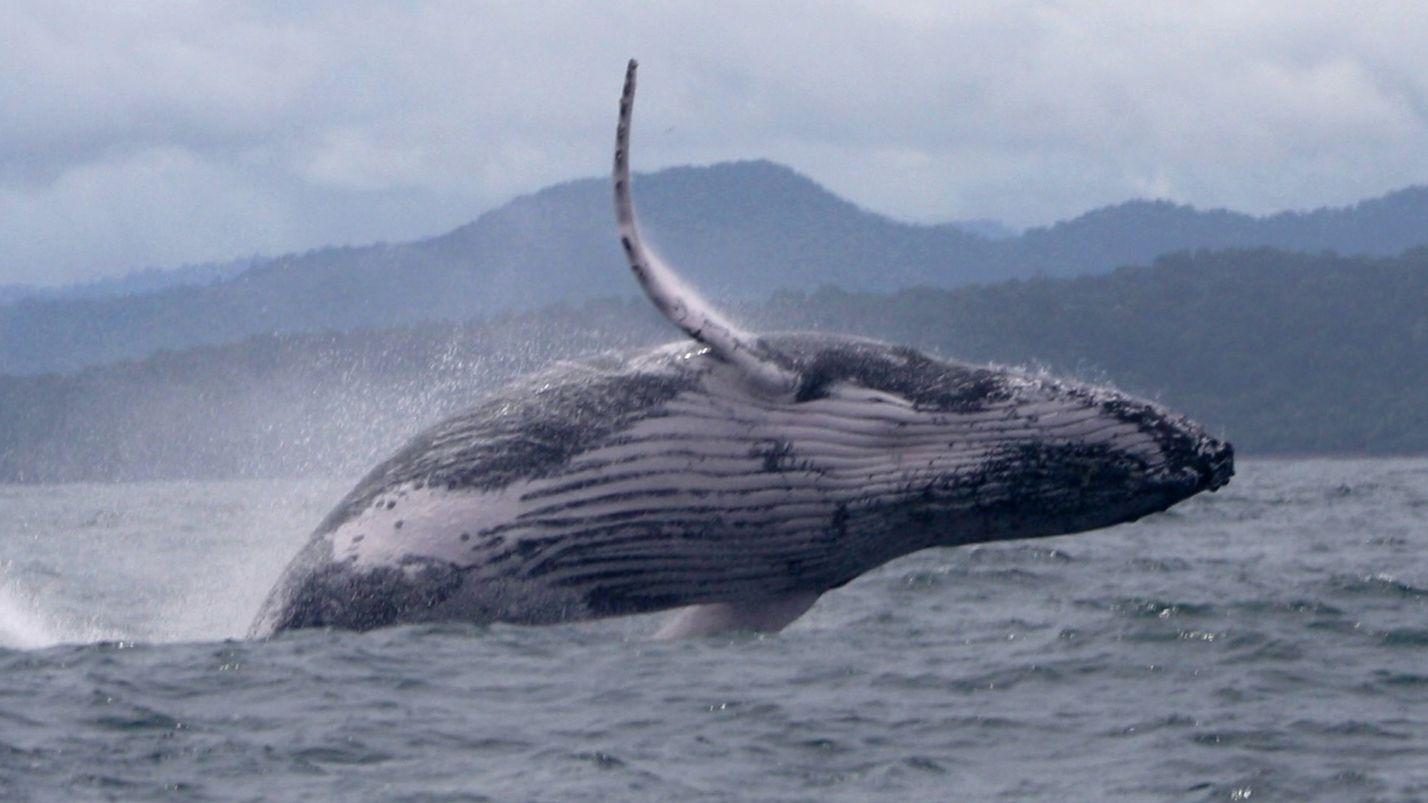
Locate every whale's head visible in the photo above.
<box><xmin>761</xmin><ymin>334</ymin><xmax>1233</xmax><ymax>548</ymax></box>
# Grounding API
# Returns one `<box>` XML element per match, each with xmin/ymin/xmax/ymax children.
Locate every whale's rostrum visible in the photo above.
<box><xmin>251</xmin><ymin>60</ymin><xmax>1233</xmax><ymax>639</ymax></box>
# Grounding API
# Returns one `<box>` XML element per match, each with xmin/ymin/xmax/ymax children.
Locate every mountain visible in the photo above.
<box><xmin>946</xmin><ymin>218</ymin><xmax>1018</xmax><ymax>240</ymax></box>
<box><xmin>3</xmin><ymin>246</ymin><xmax>1426</xmax><ymax>482</ymax></box>
<box><xmin>5</xmin><ymin>161</ymin><xmax>1428</xmax><ymax>375</ymax></box>
<box><xmin>1008</xmin><ymin>186</ymin><xmax>1428</xmax><ymax>275</ymax></box>
<box><xmin>0</xmin><ymin>256</ymin><xmax>259</xmax><ymax>306</ymax></box>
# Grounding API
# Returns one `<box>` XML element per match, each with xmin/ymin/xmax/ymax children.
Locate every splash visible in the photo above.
<box><xmin>1</xmin><ymin>480</ymin><xmax>339</xmax><ymax>649</ymax></box>
<box><xmin>0</xmin><ymin>559</ymin><xmax>125</xmax><ymax>650</ymax></box>
<box><xmin>0</xmin><ymin>577</ymin><xmax>61</xmax><ymax>649</ymax></box>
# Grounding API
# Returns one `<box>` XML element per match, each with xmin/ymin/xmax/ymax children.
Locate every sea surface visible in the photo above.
<box><xmin>1</xmin><ymin>459</ymin><xmax>1427</xmax><ymax>801</ymax></box>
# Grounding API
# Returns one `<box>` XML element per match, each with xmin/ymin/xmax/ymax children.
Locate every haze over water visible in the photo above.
<box><xmin>2</xmin><ymin>458</ymin><xmax>1425</xmax><ymax>800</ymax></box>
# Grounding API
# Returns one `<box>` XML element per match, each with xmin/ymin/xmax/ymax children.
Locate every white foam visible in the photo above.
<box><xmin>0</xmin><ymin>581</ymin><xmax>60</xmax><ymax>650</ymax></box>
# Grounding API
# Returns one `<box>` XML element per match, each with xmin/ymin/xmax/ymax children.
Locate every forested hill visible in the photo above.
<box><xmin>2</xmin><ymin>246</ymin><xmax>1424</xmax><ymax>482</ymax></box>
<box><xmin>5</xmin><ymin>161</ymin><xmax>1428</xmax><ymax>374</ymax></box>
<box><xmin>0</xmin><ymin>256</ymin><xmax>259</xmax><ymax>307</ymax></box>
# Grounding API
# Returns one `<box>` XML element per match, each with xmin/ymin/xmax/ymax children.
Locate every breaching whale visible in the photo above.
<box><xmin>251</xmin><ymin>61</ymin><xmax>1233</xmax><ymax>639</ymax></box>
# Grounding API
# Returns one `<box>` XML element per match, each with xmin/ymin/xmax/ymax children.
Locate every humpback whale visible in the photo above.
<box><xmin>251</xmin><ymin>61</ymin><xmax>1233</xmax><ymax>639</ymax></box>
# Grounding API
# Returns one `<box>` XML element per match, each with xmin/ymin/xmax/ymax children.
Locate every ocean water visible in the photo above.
<box><xmin>1</xmin><ymin>459</ymin><xmax>1426</xmax><ymax>801</ymax></box>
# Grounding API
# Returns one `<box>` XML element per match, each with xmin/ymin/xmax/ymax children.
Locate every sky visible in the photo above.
<box><xmin>3</xmin><ymin>1</ymin><xmax>1427</xmax><ymax>286</ymax></box>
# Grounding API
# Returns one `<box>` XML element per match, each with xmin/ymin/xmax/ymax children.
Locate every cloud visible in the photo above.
<box><xmin>1</xmin><ymin>1</ymin><xmax>1426</xmax><ymax>284</ymax></box>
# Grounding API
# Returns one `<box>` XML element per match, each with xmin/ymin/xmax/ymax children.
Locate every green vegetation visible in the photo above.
<box><xmin>5</xmin><ymin>161</ymin><xmax>1428</xmax><ymax>374</ymax></box>
<box><xmin>784</xmin><ymin>248</ymin><xmax>1428</xmax><ymax>455</ymax></box>
<box><xmin>2</xmin><ymin>247</ymin><xmax>1425</xmax><ymax>481</ymax></box>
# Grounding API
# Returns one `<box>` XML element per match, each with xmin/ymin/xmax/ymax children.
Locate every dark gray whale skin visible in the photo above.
<box><xmin>251</xmin><ymin>334</ymin><xmax>1233</xmax><ymax>635</ymax></box>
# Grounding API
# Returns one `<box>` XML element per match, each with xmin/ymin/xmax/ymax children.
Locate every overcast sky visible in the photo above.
<box><xmin>3</xmin><ymin>1</ymin><xmax>1427</xmax><ymax>286</ymax></box>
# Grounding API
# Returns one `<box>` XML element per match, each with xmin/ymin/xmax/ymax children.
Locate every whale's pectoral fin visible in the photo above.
<box><xmin>612</xmin><ymin>60</ymin><xmax>796</xmax><ymax>397</ymax></box>
<box><xmin>652</xmin><ymin>591</ymin><xmax>821</xmax><ymax>640</ymax></box>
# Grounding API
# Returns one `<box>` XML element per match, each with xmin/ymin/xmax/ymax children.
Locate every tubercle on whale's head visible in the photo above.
<box><xmin>759</xmin><ymin>334</ymin><xmax>1233</xmax><ymax>545</ymax></box>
